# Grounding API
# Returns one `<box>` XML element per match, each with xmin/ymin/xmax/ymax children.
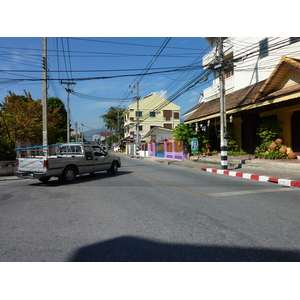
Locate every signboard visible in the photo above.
<box><xmin>191</xmin><ymin>138</ymin><xmax>198</xmax><ymax>154</ymax></box>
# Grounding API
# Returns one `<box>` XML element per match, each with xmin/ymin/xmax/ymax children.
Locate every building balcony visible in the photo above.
<box><xmin>203</xmin><ymin>75</ymin><xmax>235</xmax><ymax>99</ymax></box>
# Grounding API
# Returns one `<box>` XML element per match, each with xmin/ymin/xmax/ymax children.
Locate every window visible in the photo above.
<box><xmin>60</xmin><ymin>145</ymin><xmax>82</xmax><ymax>155</ymax></box>
<box><xmin>150</xmin><ymin>111</ymin><xmax>156</xmax><ymax>117</ymax></box>
<box><xmin>84</xmin><ymin>146</ymin><xmax>93</xmax><ymax>160</ymax></box>
<box><xmin>163</xmin><ymin>110</ymin><xmax>172</xmax><ymax>121</ymax></box>
<box><xmin>174</xmin><ymin>112</ymin><xmax>179</xmax><ymax>119</ymax></box>
<box><xmin>138</xmin><ymin>125</ymin><xmax>143</xmax><ymax>131</ymax></box>
<box><xmin>224</xmin><ymin>66</ymin><xmax>234</xmax><ymax>79</ymax></box>
<box><xmin>135</xmin><ymin>111</ymin><xmax>142</xmax><ymax>117</ymax></box>
<box><xmin>259</xmin><ymin>38</ymin><xmax>268</xmax><ymax>59</ymax></box>
<box><xmin>290</xmin><ymin>37</ymin><xmax>300</xmax><ymax>44</ymax></box>
<box><xmin>164</xmin><ymin>124</ymin><xmax>172</xmax><ymax>129</ymax></box>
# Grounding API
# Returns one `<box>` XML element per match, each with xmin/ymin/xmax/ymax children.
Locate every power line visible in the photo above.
<box><xmin>69</xmin><ymin>90</ymin><xmax>134</xmax><ymax>102</ymax></box>
<box><xmin>68</xmin><ymin>37</ymin><xmax>203</xmax><ymax>51</ymax></box>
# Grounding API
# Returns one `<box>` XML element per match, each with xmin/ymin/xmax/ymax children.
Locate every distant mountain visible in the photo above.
<box><xmin>83</xmin><ymin>128</ymin><xmax>114</xmax><ymax>141</ymax></box>
<box><xmin>83</xmin><ymin>128</ymin><xmax>101</xmax><ymax>141</ymax></box>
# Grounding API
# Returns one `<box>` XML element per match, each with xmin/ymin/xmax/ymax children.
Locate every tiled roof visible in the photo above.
<box><xmin>182</xmin><ymin>101</ymin><xmax>205</xmax><ymax>117</ymax></box>
<box><xmin>258</xmin><ymin>83</ymin><xmax>300</xmax><ymax>101</ymax></box>
<box><xmin>100</xmin><ymin>132</ymin><xmax>114</xmax><ymax>136</ymax></box>
<box><xmin>185</xmin><ymin>80</ymin><xmax>266</xmax><ymax>122</ymax></box>
<box><xmin>143</xmin><ymin>126</ymin><xmax>160</xmax><ymax>138</ymax></box>
<box><xmin>252</xmin><ymin>56</ymin><xmax>300</xmax><ymax>103</ymax></box>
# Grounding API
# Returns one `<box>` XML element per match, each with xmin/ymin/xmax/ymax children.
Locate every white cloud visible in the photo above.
<box><xmin>189</xmin><ymin>97</ymin><xmax>198</xmax><ymax>103</ymax></box>
<box><xmin>151</xmin><ymin>90</ymin><xmax>167</xmax><ymax>98</ymax></box>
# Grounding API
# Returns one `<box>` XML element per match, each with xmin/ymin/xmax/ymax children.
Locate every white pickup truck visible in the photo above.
<box><xmin>14</xmin><ymin>143</ymin><xmax>121</xmax><ymax>183</ymax></box>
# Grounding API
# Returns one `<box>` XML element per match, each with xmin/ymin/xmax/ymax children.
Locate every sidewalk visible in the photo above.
<box><xmin>124</xmin><ymin>153</ymin><xmax>300</xmax><ymax>188</ymax></box>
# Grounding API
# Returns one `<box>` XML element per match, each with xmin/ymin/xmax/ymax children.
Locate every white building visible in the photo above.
<box><xmin>202</xmin><ymin>37</ymin><xmax>300</xmax><ymax>101</ymax></box>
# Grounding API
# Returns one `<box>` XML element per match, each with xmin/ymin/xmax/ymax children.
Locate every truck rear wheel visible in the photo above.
<box><xmin>63</xmin><ymin>166</ymin><xmax>77</xmax><ymax>183</ymax></box>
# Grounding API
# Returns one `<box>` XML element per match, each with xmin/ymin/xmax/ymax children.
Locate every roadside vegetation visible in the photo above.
<box><xmin>100</xmin><ymin>106</ymin><xmax>125</xmax><ymax>148</ymax></box>
<box><xmin>254</xmin><ymin>119</ymin><xmax>295</xmax><ymax>159</ymax></box>
<box><xmin>0</xmin><ymin>91</ymin><xmax>68</xmax><ymax>160</ymax></box>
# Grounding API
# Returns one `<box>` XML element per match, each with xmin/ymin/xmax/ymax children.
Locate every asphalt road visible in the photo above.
<box><xmin>1</xmin><ymin>154</ymin><xmax>300</xmax><ymax>262</ymax></box>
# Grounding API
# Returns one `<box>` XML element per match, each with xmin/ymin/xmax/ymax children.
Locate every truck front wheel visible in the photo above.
<box><xmin>63</xmin><ymin>166</ymin><xmax>77</xmax><ymax>183</ymax></box>
<box><xmin>109</xmin><ymin>161</ymin><xmax>118</xmax><ymax>175</ymax></box>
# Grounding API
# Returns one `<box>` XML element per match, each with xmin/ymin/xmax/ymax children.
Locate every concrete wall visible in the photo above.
<box><xmin>0</xmin><ymin>160</ymin><xmax>17</xmax><ymax>176</ymax></box>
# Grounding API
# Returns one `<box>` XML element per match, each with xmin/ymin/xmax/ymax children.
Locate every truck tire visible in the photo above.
<box><xmin>63</xmin><ymin>166</ymin><xmax>77</xmax><ymax>183</ymax></box>
<box><xmin>38</xmin><ymin>176</ymin><xmax>51</xmax><ymax>183</ymax></box>
<box><xmin>109</xmin><ymin>161</ymin><xmax>118</xmax><ymax>175</ymax></box>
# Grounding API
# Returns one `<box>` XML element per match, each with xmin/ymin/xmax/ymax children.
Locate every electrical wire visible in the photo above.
<box><xmin>68</xmin><ymin>37</ymin><xmax>203</xmax><ymax>51</ymax></box>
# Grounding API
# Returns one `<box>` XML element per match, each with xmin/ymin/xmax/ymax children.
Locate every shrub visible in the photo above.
<box><xmin>257</xmin><ymin>119</ymin><xmax>282</xmax><ymax>143</ymax></box>
<box><xmin>255</xmin><ymin>141</ymin><xmax>288</xmax><ymax>159</ymax></box>
<box><xmin>228</xmin><ymin>149</ymin><xmax>247</xmax><ymax>156</ymax></box>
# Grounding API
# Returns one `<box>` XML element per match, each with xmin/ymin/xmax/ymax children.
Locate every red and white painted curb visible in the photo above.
<box><xmin>201</xmin><ymin>168</ymin><xmax>300</xmax><ymax>188</ymax></box>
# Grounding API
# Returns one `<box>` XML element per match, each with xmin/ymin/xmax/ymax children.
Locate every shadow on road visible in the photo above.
<box><xmin>29</xmin><ymin>170</ymin><xmax>131</xmax><ymax>186</ymax></box>
<box><xmin>68</xmin><ymin>236</ymin><xmax>300</xmax><ymax>262</ymax></box>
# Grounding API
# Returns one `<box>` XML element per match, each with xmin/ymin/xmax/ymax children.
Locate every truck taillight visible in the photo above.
<box><xmin>44</xmin><ymin>160</ymin><xmax>49</xmax><ymax>168</ymax></box>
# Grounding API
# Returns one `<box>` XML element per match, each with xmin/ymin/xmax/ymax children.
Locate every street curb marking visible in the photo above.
<box><xmin>201</xmin><ymin>168</ymin><xmax>300</xmax><ymax>188</ymax></box>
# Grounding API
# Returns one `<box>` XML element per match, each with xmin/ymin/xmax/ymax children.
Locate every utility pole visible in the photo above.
<box><xmin>130</xmin><ymin>82</ymin><xmax>141</xmax><ymax>156</ymax></box>
<box><xmin>42</xmin><ymin>37</ymin><xmax>48</xmax><ymax>155</ymax></box>
<box><xmin>118</xmin><ymin>109</ymin><xmax>120</xmax><ymax>145</ymax></box>
<box><xmin>135</xmin><ymin>82</ymin><xmax>141</xmax><ymax>156</ymax></box>
<box><xmin>75</xmin><ymin>121</ymin><xmax>78</xmax><ymax>142</ymax></box>
<box><xmin>217</xmin><ymin>37</ymin><xmax>228</xmax><ymax>170</ymax></box>
<box><xmin>61</xmin><ymin>81</ymin><xmax>76</xmax><ymax>142</ymax></box>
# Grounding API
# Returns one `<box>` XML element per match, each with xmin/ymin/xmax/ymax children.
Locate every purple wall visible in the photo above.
<box><xmin>147</xmin><ymin>141</ymin><xmax>186</xmax><ymax>161</ymax></box>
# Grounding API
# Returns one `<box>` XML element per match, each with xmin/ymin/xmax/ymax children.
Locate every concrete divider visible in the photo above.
<box><xmin>0</xmin><ymin>161</ymin><xmax>17</xmax><ymax>176</ymax></box>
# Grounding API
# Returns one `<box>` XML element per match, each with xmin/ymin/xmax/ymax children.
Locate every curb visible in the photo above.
<box><xmin>201</xmin><ymin>168</ymin><xmax>300</xmax><ymax>188</ymax></box>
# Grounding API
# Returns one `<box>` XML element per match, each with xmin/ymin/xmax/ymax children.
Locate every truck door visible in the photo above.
<box><xmin>92</xmin><ymin>146</ymin><xmax>111</xmax><ymax>172</ymax></box>
<box><xmin>83</xmin><ymin>146</ymin><xmax>95</xmax><ymax>173</ymax></box>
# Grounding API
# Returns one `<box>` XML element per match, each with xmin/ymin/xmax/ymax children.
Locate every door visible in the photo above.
<box><xmin>155</xmin><ymin>141</ymin><xmax>164</xmax><ymax>157</ymax></box>
<box><xmin>242</xmin><ymin>118</ymin><xmax>260</xmax><ymax>153</ymax></box>
<box><xmin>92</xmin><ymin>146</ymin><xmax>111</xmax><ymax>172</ymax></box>
<box><xmin>83</xmin><ymin>146</ymin><xmax>94</xmax><ymax>173</ymax></box>
<box><xmin>292</xmin><ymin>110</ymin><xmax>300</xmax><ymax>152</ymax></box>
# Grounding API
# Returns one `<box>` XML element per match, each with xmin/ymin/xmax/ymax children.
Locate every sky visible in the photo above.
<box><xmin>0</xmin><ymin>36</ymin><xmax>213</xmax><ymax>133</ymax></box>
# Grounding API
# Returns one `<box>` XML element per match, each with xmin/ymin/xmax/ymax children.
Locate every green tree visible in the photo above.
<box><xmin>106</xmin><ymin>134</ymin><xmax>118</xmax><ymax>147</ymax></box>
<box><xmin>100</xmin><ymin>106</ymin><xmax>125</xmax><ymax>140</ymax></box>
<box><xmin>173</xmin><ymin>123</ymin><xmax>196</xmax><ymax>153</ymax></box>
<box><xmin>173</xmin><ymin>123</ymin><xmax>212</xmax><ymax>154</ymax></box>
<box><xmin>0</xmin><ymin>91</ymin><xmax>63</xmax><ymax>155</ymax></box>
<box><xmin>47</xmin><ymin>97</ymin><xmax>67</xmax><ymax>143</ymax></box>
